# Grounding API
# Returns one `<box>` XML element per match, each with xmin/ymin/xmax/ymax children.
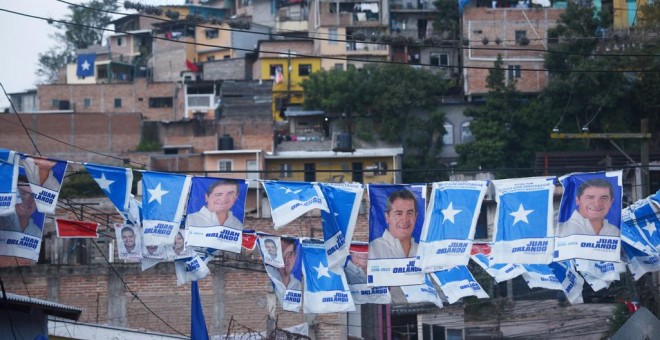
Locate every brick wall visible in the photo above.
<box><xmin>205</xmin><ymin>59</ymin><xmax>249</xmax><ymax>81</ymax></box>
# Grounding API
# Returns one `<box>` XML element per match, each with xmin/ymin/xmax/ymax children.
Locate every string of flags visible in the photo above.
<box><xmin>1</xmin><ymin>148</ymin><xmax>659</xmax><ymax>313</ymax></box>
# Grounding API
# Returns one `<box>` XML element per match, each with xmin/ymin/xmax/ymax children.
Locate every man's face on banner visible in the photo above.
<box><xmin>576</xmin><ymin>186</ymin><xmax>613</xmax><ymax>222</ymax></box>
<box><xmin>282</xmin><ymin>241</ymin><xmax>296</xmax><ymax>275</ymax></box>
<box><xmin>16</xmin><ymin>182</ymin><xmax>36</xmax><ymax>219</ymax></box>
<box><xmin>206</xmin><ymin>184</ymin><xmax>238</xmax><ymax>213</ymax></box>
<box><xmin>350</xmin><ymin>251</ymin><xmax>368</xmax><ymax>273</ymax></box>
<box><xmin>121</xmin><ymin>229</ymin><xmax>136</xmax><ymax>249</ymax></box>
<box><xmin>385</xmin><ymin>197</ymin><xmax>417</xmax><ymax>241</ymax></box>
<box><xmin>265</xmin><ymin>240</ymin><xmax>277</xmax><ymax>258</ymax></box>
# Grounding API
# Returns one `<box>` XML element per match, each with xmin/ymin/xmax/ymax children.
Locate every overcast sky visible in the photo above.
<box><xmin>0</xmin><ymin>0</ymin><xmax>182</xmax><ymax>109</ymax></box>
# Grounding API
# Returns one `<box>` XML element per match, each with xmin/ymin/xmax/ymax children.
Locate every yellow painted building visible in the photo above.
<box><xmin>612</xmin><ymin>0</ymin><xmax>649</xmax><ymax>29</ymax></box>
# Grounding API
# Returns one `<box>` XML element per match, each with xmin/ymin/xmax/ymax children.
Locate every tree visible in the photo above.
<box><xmin>302</xmin><ymin>64</ymin><xmax>451</xmax><ymax>183</ymax></box>
<box><xmin>432</xmin><ymin>0</ymin><xmax>460</xmax><ymax>40</ymax></box>
<box><xmin>37</xmin><ymin>0</ymin><xmax>118</xmax><ymax>83</ymax></box>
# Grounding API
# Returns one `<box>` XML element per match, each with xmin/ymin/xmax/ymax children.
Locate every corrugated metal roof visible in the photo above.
<box><xmin>1</xmin><ymin>292</ymin><xmax>83</xmax><ymax>321</ymax></box>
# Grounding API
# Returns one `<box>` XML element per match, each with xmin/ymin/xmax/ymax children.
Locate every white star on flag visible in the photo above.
<box><xmin>510</xmin><ymin>203</ymin><xmax>533</xmax><ymax>225</ymax></box>
<box><xmin>147</xmin><ymin>183</ymin><xmax>169</xmax><ymax>204</ymax></box>
<box><xmin>642</xmin><ymin>221</ymin><xmax>657</xmax><ymax>236</ymax></box>
<box><xmin>441</xmin><ymin>202</ymin><xmax>462</xmax><ymax>223</ymax></box>
<box><xmin>279</xmin><ymin>186</ymin><xmax>302</xmax><ymax>194</ymax></box>
<box><xmin>314</xmin><ymin>262</ymin><xmax>331</xmax><ymax>279</ymax></box>
<box><xmin>96</xmin><ymin>173</ymin><xmax>114</xmax><ymax>192</ymax></box>
<box><xmin>82</xmin><ymin>60</ymin><xmax>90</xmax><ymax>70</ymax></box>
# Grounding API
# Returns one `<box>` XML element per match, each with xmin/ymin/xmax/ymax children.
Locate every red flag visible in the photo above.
<box><xmin>242</xmin><ymin>231</ymin><xmax>257</xmax><ymax>250</ymax></box>
<box><xmin>186</xmin><ymin>59</ymin><xmax>199</xmax><ymax>72</ymax></box>
<box><xmin>55</xmin><ymin>218</ymin><xmax>99</xmax><ymax>238</ymax></box>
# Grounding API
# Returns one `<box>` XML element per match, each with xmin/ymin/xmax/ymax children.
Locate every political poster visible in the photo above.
<box><xmin>302</xmin><ymin>239</ymin><xmax>355</xmax><ymax>313</ymax></box>
<box><xmin>261</xmin><ymin>181</ymin><xmax>328</xmax><ymax>229</ymax></box>
<box><xmin>319</xmin><ymin>182</ymin><xmax>363</xmax><ymax>270</ymax></box>
<box><xmin>344</xmin><ymin>243</ymin><xmax>391</xmax><ymax>304</ymax></box>
<box><xmin>262</xmin><ymin>237</ymin><xmax>303</xmax><ymax>312</ymax></box>
<box><xmin>141</xmin><ymin>171</ymin><xmax>191</xmax><ymax>247</ymax></box>
<box><xmin>0</xmin><ymin>149</ymin><xmax>19</xmax><ymax>216</ymax></box>
<box><xmin>20</xmin><ymin>155</ymin><xmax>68</xmax><ymax>214</ymax></box>
<box><xmin>0</xmin><ymin>176</ymin><xmax>46</xmax><ymax>261</ymax></box>
<box><xmin>115</xmin><ymin>223</ymin><xmax>142</xmax><ymax>260</ymax></box>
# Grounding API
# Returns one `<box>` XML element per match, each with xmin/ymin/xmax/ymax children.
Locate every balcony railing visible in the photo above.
<box><xmin>390</xmin><ymin>0</ymin><xmax>437</xmax><ymax>10</ymax></box>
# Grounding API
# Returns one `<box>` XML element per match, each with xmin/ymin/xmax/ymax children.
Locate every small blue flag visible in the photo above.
<box><xmin>84</xmin><ymin>163</ymin><xmax>133</xmax><ymax>219</ymax></box>
<box><xmin>320</xmin><ymin>183</ymin><xmax>363</xmax><ymax>269</ymax></box>
<box><xmin>142</xmin><ymin>171</ymin><xmax>191</xmax><ymax>247</ymax></box>
<box><xmin>76</xmin><ymin>54</ymin><xmax>96</xmax><ymax>77</ymax></box>
<box><xmin>302</xmin><ymin>239</ymin><xmax>355</xmax><ymax>313</ymax></box>
<box><xmin>262</xmin><ymin>181</ymin><xmax>328</xmax><ymax>229</ymax></box>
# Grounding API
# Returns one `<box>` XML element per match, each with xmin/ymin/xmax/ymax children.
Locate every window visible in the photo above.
<box><xmin>430</xmin><ymin>53</ymin><xmax>449</xmax><ymax>66</ymax></box>
<box><xmin>515</xmin><ymin>30</ymin><xmax>527</xmax><ymax>44</ymax></box>
<box><xmin>298</xmin><ymin>64</ymin><xmax>312</xmax><ymax>76</ymax></box>
<box><xmin>270</xmin><ymin>64</ymin><xmax>283</xmax><ymax>78</ymax></box>
<box><xmin>334</xmin><ymin>63</ymin><xmax>344</xmax><ymax>71</ymax></box>
<box><xmin>247</xmin><ymin>160</ymin><xmax>258</xmax><ymax>180</ymax></box>
<box><xmin>508</xmin><ymin>65</ymin><xmax>521</xmax><ymax>78</ymax></box>
<box><xmin>329</xmin><ymin>28</ymin><xmax>338</xmax><ymax>45</ymax></box>
<box><xmin>117</xmin><ymin>37</ymin><xmax>123</xmax><ymax>46</ymax></box>
<box><xmin>374</xmin><ymin>161</ymin><xmax>387</xmax><ymax>176</ymax></box>
<box><xmin>83</xmin><ymin>98</ymin><xmax>91</xmax><ymax>108</ymax></box>
<box><xmin>148</xmin><ymin>97</ymin><xmax>173</xmax><ymax>108</ymax></box>
<box><xmin>51</xmin><ymin>99</ymin><xmax>59</xmax><ymax>108</ymax></box>
<box><xmin>218</xmin><ymin>160</ymin><xmax>233</xmax><ymax>171</ymax></box>
<box><xmin>443</xmin><ymin>122</ymin><xmax>454</xmax><ymax>145</ymax></box>
<box><xmin>205</xmin><ymin>29</ymin><xmax>219</xmax><ymax>39</ymax></box>
<box><xmin>207</xmin><ymin>56</ymin><xmax>215</xmax><ymax>61</ymax></box>
<box><xmin>461</xmin><ymin>121</ymin><xmax>473</xmax><ymax>143</ymax></box>
<box><xmin>304</xmin><ymin>163</ymin><xmax>316</xmax><ymax>182</ymax></box>
<box><xmin>280</xmin><ymin>163</ymin><xmax>292</xmax><ymax>178</ymax></box>
<box><xmin>114</xmin><ymin>98</ymin><xmax>122</xmax><ymax>108</ymax></box>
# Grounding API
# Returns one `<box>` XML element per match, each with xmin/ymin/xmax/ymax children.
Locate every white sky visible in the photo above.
<box><xmin>0</xmin><ymin>0</ymin><xmax>182</xmax><ymax>108</ymax></box>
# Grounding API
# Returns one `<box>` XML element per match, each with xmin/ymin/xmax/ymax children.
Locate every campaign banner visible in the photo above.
<box><xmin>319</xmin><ymin>182</ymin><xmax>364</xmax><ymax>270</ymax></box>
<box><xmin>620</xmin><ymin>189</ymin><xmax>660</xmax><ymax>253</ymax></box>
<box><xmin>0</xmin><ymin>149</ymin><xmax>19</xmax><ymax>216</ymax></box>
<box><xmin>55</xmin><ymin>218</ymin><xmax>98</xmax><ymax>238</ymax></box>
<box><xmin>521</xmin><ymin>264</ymin><xmax>562</xmax><ymax>290</ymax></box>
<box><xmin>142</xmin><ymin>243</ymin><xmax>167</xmax><ymax>260</ymax></box>
<box><xmin>84</xmin><ymin>163</ymin><xmax>133</xmax><ymax>220</ymax></box>
<box><xmin>367</xmin><ymin>184</ymin><xmax>425</xmax><ymax>286</ymax></box>
<box><xmin>258</xmin><ymin>234</ymin><xmax>285</xmax><ymax>268</ymax></box>
<box><xmin>345</xmin><ymin>243</ymin><xmax>391</xmax><ymax>304</ymax></box>
<box><xmin>470</xmin><ymin>243</ymin><xmax>525</xmax><ymax>283</ymax></box>
<box><xmin>574</xmin><ymin>259</ymin><xmax>625</xmax><ymax>282</ymax></box>
<box><xmin>174</xmin><ymin>253</ymin><xmax>211</xmax><ymax>285</ymax></box>
<box><xmin>115</xmin><ymin>224</ymin><xmax>142</xmax><ymax>260</ymax></box>
<box><xmin>167</xmin><ymin>228</ymin><xmax>193</xmax><ymax>260</ymax></box>
<box><xmin>0</xmin><ymin>231</ymin><xmax>42</xmax><ymax>261</ymax></box>
<box><xmin>0</xmin><ymin>174</ymin><xmax>46</xmax><ymax>261</ymax></box>
<box><xmin>263</xmin><ymin>237</ymin><xmax>303</xmax><ymax>312</ymax></box>
<box><xmin>417</xmin><ymin>181</ymin><xmax>488</xmax><ymax>272</ymax></box>
<box><xmin>142</xmin><ymin>171</ymin><xmax>191</xmax><ymax>247</ymax></box>
<box><xmin>554</xmin><ymin>171</ymin><xmax>622</xmax><ymax>262</ymax></box>
<box><xmin>20</xmin><ymin>155</ymin><xmax>68</xmax><ymax>214</ymax></box>
<box><xmin>430</xmin><ymin>266</ymin><xmax>489</xmax><ymax>304</ymax></box>
<box><xmin>491</xmin><ymin>177</ymin><xmax>555</xmax><ymax>264</ymax></box>
<box><xmin>548</xmin><ymin>261</ymin><xmax>584</xmax><ymax>304</ymax></box>
<box><xmin>302</xmin><ymin>239</ymin><xmax>355</xmax><ymax>314</ymax></box>
<box><xmin>261</xmin><ymin>180</ymin><xmax>329</xmax><ymax>230</ymax></box>
<box><xmin>400</xmin><ymin>275</ymin><xmax>443</xmax><ymax>308</ymax></box>
<box><xmin>622</xmin><ymin>241</ymin><xmax>660</xmax><ymax>281</ymax></box>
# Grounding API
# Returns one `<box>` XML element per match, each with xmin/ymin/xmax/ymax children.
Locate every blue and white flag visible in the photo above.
<box><xmin>401</xmin><ymin>275</ymin><xmax>443</xmax><ymax>308</ymax></box>
<box><xmin>620</xmin><ymin>189</ymin><xmax>660</xmax><ymax>252</ymax></box>
<box><xmin>263</xmin><ymin>237</ymin><xmax>303</xmax><ymax>312</ymax></box>
<box><xmin>622</xmin><ymin>241</ymin><xmax>660</xmax><ymax>281</ymax></box>
<box><xmin>302</xmin><ymin>239</ymin><xmax>355</xmax><ymax>314</ymax></box>
<box><xmin>470</xmin><ymin>243</ymin><xmax>525</xmax><ymax>283</ymax></box>
<box><xmin>0</xmin><ymin>149</ymin><xmax>19</xmax><ymax>216</ymax></box>
<box><xmin>430</xmin><ymin>266</ymin><xmax>489</xmax><ymax>304</ymax></box>
<box><xmin>555</xmin><ymin>171</ymin><xmax>622</xmax><ymax>262</ymax></box>
<box><xmin>345</xmin><ymin>243</ymin><xmax>391</xmax><ymax>304</ymax></box>
<box><xmin>417</xmin><ymin>181</ymin><xmax>488</xmax><ymax>272</ymax></box>
<box><xmin>84</xmin><ymin>163</ymin><xmax>133</xmax><ymax>220</ymax></box>
<box><xmin>20</xmin><ymin>155</ymin><xmax>68</xmax><ymax>214</ymax></box>
<box><xmin>320</xmin><ymin>182</ymin><xmax>364</xmax><ymax>270</ymax></box>
<box><xmin>185</xmin><ymin>177</ymin><xmax>248</xmax><ymax>254</ymax></box>
<box><xmin>491</xmin><ymin>177</ymin><xmax>555</xmax><ymax>264</ymax></box>
<box><xmin>574</xmin><ymin>259</ymin><xmax>625</xmax><ymax>283</ymax></box>
<box><xmin>76</xmin><ymin>53</ymin><xmax>96</xmax><ymax>77</ymax></box>
<box><xmin>262</xmin><ymin>181</ymin><xmax>329</xmax><ymax>230</ymax></box>
<box><xmin>548</xmin><ymin>260</ymin><xmax>584</xmax><ymax>304</ymax></box>
<box><xmin>367</xmin><ymin>184</ymin><xmax>426</xmax><ymax>287</ymax></box>
<box><xmin>521</xmin><ymin>264</ymin><xmax>562</xmax><ymax>290</ymax></box>
<box><xmin>174</xmin><ymin>253</ymin><xmax>211</xmax><ymax>286</ymax></box>
<box><xmin>141</xmin><ymin>171</ymin><xmax>191</xmax><ymax>247</ymax></box>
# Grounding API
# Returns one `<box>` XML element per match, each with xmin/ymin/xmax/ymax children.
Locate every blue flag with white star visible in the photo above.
<box><xmin>302</xmin><ymin>239</ymin><xmax>355</xmax><ymax>313</ymax></box>
<box><xmin>417</xmin><ymin>181</ymin><xmax>488</xmax><ymax>272</ymax></box>
<box><xmin>0</xmin><ymin>149</ymin><xmax>19</xmax><ymax>216</ymax></box>
<box><xmin>262</xmin><ymin>181</ymin><xmax>329</xmax><ymax>230</ymax></box>
<box><xmin>76</xmin><ymin>53</ymin><xmax>96</xmax><ymax>77</ymax></box>
<box><xmin>320</xmin><ymin>183</ymin><xmax>364</xmax><ymax>270</ymax></box>
<box><xmin>400</xmin><ymin>274</ymin><xmax>442</xmax><ymax>307</ymax></box>
<box><xmin>491</xmin><ymin>177</ymin><xmax>555</xmax><ymax>264</ymax></box>
<box><xmin>142</xmin><ymin>171</ymin><xmax>191</xmax><ymax>248</ymax></box>
<box><xmin>84</xmin><ymin>163</ymin><xmax>133</xmax><ymax>220</ymax></box>
<box><xmin>622</xmin><ymin>241</ymin><xmax>660</xmax><ymax>281</ymax></box>
<box><xmin>554</xmin><ymin>171</ymin><xmax>622</xmax><ymax>262</ymax></box>
<box><xmin>622</xmin><ymin>188</ymin><xmax>660</xmax><ymax>252</ymax></box>
<box><xmin>470</xmin><ymin>243</ymin><xmax>525</xmax><ymax>283</ymax></box>
<box><xmin>430</xmin><ymin>266</ymin><xmax>489</xmax><ymax>304</ymax></box>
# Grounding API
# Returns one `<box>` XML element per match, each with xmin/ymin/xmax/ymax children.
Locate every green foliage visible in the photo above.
<box><xmin>60</xmin><ymin>171</ymin><xmax>105</xmax><ymax>198</ymax></box>
<box><xmin>135</xmin><ymin>140</ymin><xmax>162</xmax><ymax>152</ymax></box>
<box><xmin>37</xmin><ymin>0</ymin><xmax>118</xmax><ymax>83</ymax></box>
<box><xmin>432</xmin><ymin>0</ymin><xmax>460</xmax><ymax>40</ymax></box>
<box><xmin>604</xmin><ymin>302</ymin><xmax>632</xmax><ymax>338</ymax></box>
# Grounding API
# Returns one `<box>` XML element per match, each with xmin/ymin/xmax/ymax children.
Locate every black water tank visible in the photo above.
<box><xmin>219</xmin><ymin>134</ymin><xmax>234</xmax><ymax>150</ymax></box>
<box><xmin>336</xmin><ymin>133</ymin><xmax>352</xmax><ymax>150</ymax></box>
